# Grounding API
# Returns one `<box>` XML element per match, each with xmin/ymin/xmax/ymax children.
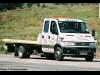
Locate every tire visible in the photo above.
<box><xmin>54</xmin><ymin>47</ymin><xmax>63</xmax><ymax>61</ymax></box>
<box><xmin>14</xmin><ymin>46</ymin><xmax>18</xmax><ymax>57</ymax></box>
<box><xmin>18</xmin><ymin>46</ymin><xmax>30</xmax><ymax>58</ymax></box>
<box><xmin>85</xmin><ymin>52</ymin><xmax>94</xmax><ymax>61</ymax></box>
<box><xmin>85</xmin><ymin>56</ymin><xmax>93</xmax><ymax>61</ymax></box>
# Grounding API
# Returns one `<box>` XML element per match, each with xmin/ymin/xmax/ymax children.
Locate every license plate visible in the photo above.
<box><xmin>80</xmin><ymin>52</ymin><xmax>87</xmax><ymax>55</ymax></box>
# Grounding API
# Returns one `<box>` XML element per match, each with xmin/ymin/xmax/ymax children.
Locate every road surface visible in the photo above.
<box><xmin>0</xmin><ymin>53</ymin><xmax>100</xmax><ymax>71</ymax></box>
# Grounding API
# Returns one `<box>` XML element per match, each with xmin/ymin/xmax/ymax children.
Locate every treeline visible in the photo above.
<box><xmin>0</xmin><ymin>3</ymin><xmax>33</xmax><ymax>11</ymax></box>
<box><xmin>0</xmin><ymin>3</ymin><xmax>98</xmax><ymax>11</ymax></box>
<box><xmin>0</xmin><ymin>3</ymin><xmax>50</xmax><ymax>11</ymax></box>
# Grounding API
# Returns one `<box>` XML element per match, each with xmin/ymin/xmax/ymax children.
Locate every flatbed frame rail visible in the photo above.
<box><xmin>0</xmin><ymin>39</ymin><xmax>41</xmax><ymax>52</ymax></box>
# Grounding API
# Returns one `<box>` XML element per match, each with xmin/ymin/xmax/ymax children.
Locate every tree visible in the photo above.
<box><xmin>0</xmin><ymin>3</ymin><xmax>16</xmax><ymax>11</ymax></box>
<box><xmin>27</xmin><ymin>3</ymin><xmax>33</xmax><ymax>8</ymax></box>
<box><xmin>42</xmin><ymin>3</ymin><xmax>47</xmax><ymax>8</ymax></box>
<box><xmin>16</xmin><ymin>3</ymin><xmax>24</xmax><ymax>9</ymax></box>
<box><xmin>37</xmin><ymin>3</ymin><xmax>40</xmax><ymax>7</ymax></box>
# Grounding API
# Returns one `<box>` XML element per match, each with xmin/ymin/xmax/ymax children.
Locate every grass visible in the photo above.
<box><xmin>0</xmin><ymin>4</ymin><xmax>100</xmax><ymax>54</ymax></box>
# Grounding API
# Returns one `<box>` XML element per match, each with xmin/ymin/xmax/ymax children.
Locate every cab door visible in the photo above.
<box><xmin>47</xmin><ymin>20</ymin><xmax>58</xmax><ymax>53</ymax></box>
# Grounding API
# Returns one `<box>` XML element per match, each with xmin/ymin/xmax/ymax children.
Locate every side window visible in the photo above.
<box><xmin>44</xmin><ymin>21</ymin><xmax>49</xmax><ymax>33</ymax></box>
<box><xmin>50</xmin><ymin>21</ymin><xmax>58</xmax><ymax>34</ymax></box>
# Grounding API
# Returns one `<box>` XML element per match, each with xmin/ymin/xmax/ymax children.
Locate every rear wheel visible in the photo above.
<box><xmin>85</xmin><ymin>56</ymin><xmax>93</xmax><ymax>61</ymax></box>
<box><xmin>54</xmin><ymin>47</ymin><xmax>64</xmax><ymax>61</ymax></box>
<box><xmin>14</xmin><ymin>46</ymin><xmax>18</xmax><ymax>57</ymax></box>
<box><xmin>18</xmin><ymin>46</ymin><xmax>30</xmax><ymax>58</ymax></box>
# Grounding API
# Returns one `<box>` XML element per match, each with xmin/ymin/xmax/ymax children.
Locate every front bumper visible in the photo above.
<box><xmin>62</xmin><ymin>47</ymin><xmax>96</xmax><ymax>57</ymax></box>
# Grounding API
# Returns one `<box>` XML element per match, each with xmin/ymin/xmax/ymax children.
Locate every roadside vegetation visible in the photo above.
<box><xmin>0</xmin><ymin>40</ymin><xmax>7</xmax><ymax>54</ymax></box>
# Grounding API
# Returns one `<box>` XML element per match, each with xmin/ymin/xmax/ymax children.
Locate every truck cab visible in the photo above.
<box><xmin>38</xmin><ymin>17</ymin><xmax>96</xmax><ymax>61</ymax></box>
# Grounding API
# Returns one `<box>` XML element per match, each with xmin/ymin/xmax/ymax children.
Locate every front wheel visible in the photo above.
<box><xmin>54</xmin><ymin>47</ymin><xmax>64</xmax><ymax>61</ymax></box>
<box><xmin>85</xmin><ymin>56</ymin><xmax>94</xmax><ymax>61</ymax></box>
<box><xmin>85</xmin><ymin>52</ymin><xmax>94</xmax><ymax>61</ymax></box>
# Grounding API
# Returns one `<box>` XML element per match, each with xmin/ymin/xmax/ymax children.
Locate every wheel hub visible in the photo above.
<box><xmin>18</xmin><ymin>46</ymin><xmax>24</xmax><ymax>57</ymax></box>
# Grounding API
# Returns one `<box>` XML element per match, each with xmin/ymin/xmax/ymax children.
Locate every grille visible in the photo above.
<box><xmin>63</xmin><ymin>48</ymin><xmax>90</xmax><ymax>54</ymax></box>
<box><xmin>75</xmin><ymin>42</ymin><xmax>89</xmax><ymax>46</ymax></box>
<box><xmin>63</xmin><ymin>47</ymin><xmax>96</xmax><ymax>54</ymax></box>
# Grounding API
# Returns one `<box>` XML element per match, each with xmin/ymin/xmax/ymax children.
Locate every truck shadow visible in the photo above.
<box><xmin>63</xmin><ymin>59</ymin><xmax>100</xmax><ymax>62</ymax></box>
<box><xmin>29</xmin><ymin>57</ymin><xmax>100</xmax><ymax>62</ymax></box>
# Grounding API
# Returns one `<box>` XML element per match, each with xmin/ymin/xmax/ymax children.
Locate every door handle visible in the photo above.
<box><xmin>48</xmin><ymin>36</ymin><xmax>50</xmax><ymax>39</ymax></box>
<box><xmin>42</xmin><ymin>35</ymin><xmax>44</xmax><ymax>38</ymax></box>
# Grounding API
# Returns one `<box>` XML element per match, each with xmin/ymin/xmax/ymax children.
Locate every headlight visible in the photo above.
<box><xmin>89</xmin><ymin>43</ymin><xmax>96</xmax><ymax>47</ymax></box>
<box><xmin>61</xmin><ymin>42</ymin><xmax>76</xmax><ymax>46</ymax></box>
<box><xmin>58</xmin><ymin>37</ymin><xmax>76</xmax><ymax>46</ymax></box>
<box><xmin>65</xmin><ymin>42</ymin><xmax>76</xmax><ymax>46</ymax></box>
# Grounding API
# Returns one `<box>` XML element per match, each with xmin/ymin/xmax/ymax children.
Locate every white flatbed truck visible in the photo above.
<box><xmin>1</xmin><ymin>17</ymin><xmax>97</xmax><ymax>61</ymax></box>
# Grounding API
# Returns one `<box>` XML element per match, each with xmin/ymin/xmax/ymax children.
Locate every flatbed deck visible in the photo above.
<box><xmin>1</xmin><ymin>39</ymin><xmax>39</xmax><ymax>45</ymax></box>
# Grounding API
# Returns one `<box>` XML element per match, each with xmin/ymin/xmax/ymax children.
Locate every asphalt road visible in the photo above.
<box><xmin>0</xmin><ymin>53</ymin><xmax>100</xmax><ymax>71</ymax></box>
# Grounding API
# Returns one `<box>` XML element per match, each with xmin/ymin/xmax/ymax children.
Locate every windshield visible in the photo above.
<box><xmin>58</xmin><ymin>21</ymin><xmax>90</xmax><ymax>33</ymax></box>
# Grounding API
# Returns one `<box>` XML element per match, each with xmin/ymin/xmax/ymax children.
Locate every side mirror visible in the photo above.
<box><xmin>92</xmin><ymin>29</ymin><xmax>95</xmax><ymax>37</ymax></box>
<box><xmin>92</xmin><ymin>29</ymin><xmax>96</xmax><ymax>40</ymax></box>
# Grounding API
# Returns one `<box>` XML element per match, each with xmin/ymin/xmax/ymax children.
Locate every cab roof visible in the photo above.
<box><xmin>44</xmin><ymin>17</ymin><xmax>84</xmax><ymax>22</ymax></box>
